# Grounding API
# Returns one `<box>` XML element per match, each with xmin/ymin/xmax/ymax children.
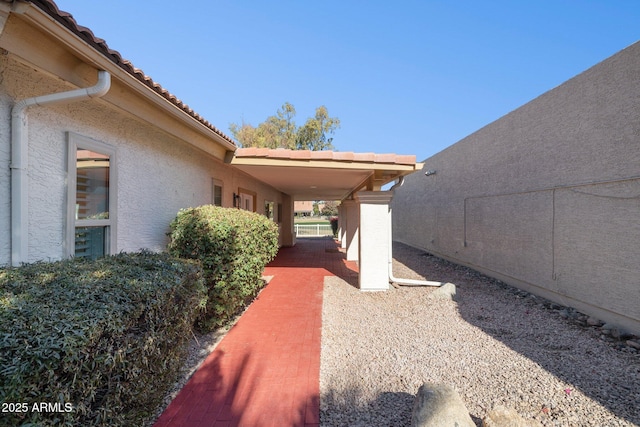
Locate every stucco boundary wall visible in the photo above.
<box><xmin>392</xmin><ymin>41</ymin><xmax>640</xmax><ymax>335</ymax></box>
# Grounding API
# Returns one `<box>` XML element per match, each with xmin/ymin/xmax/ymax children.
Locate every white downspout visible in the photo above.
<box><xmin>10</xmin><ymin>70</ymin><xmax>111</xmax><ymax>266</ymax></box>
<box><xmin>388</xmin><ymin>177</ymin><xmax>444</xmax><ymax>287</ymax></box>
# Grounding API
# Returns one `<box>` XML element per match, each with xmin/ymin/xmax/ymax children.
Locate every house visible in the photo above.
<box><xmin>0</xmin><ymin>0</ymin><xmax>422</xmax><ymax>291</ymax></box>
<box><xmin>294</xmin><ymin>201</ymin><xmax>334</xmax><ymax>217</ymax></box>
<box><xmin>294</xmin><ymin>201</ymin><xmax>315</xmax><ymax>217</ymax></box>
<box><xmin>392</xmin><ymin>41</ymin><xmax>640</xmax><ymax>335</ymax></box>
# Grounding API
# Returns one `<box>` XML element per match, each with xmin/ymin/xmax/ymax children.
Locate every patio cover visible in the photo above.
<box><xmin>226</xmin><ymin>148</ymin><xmax>424</xmax><ymax>201</ymax></box>
<box><xmin>228</xmin><ymin>147</ymin><xmax>425</xmax><ymax>290</ymax></box>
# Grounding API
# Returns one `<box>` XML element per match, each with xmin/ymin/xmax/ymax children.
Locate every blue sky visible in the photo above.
<box><xmin>54</xmin><ymin>1</ymin><xmax>640</xmax><ymax>161</ymax></box>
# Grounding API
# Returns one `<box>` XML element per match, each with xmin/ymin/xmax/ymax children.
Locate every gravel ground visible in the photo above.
<box><xmin>320</xmin><ymin>242</ymin><xmax>640</xmax><ymax>427</ymax></box>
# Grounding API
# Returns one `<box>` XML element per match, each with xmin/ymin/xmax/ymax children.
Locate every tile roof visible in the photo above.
<box><xmin>26</xmin><ymin>0</ymin><xmax>236</xmax><ymax>146</ymax></box>
<box><xmin>235</xmin><ymin>147</ymin><xmax>417</xmax><ymax>165</ymax></box>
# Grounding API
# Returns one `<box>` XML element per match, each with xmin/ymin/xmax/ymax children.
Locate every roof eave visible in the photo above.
<box><xmin>229</xmin><ymin>156</ymin><xmax>423</xmax><ymax>172</ymax></box>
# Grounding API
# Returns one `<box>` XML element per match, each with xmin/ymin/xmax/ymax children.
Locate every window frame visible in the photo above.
<box><xmin>277</xmin><ymin>203</ymin><xmax>283</xmax><ymax>224</ymax></box>
<box><xmin>212</xmin><ymin>178</ymin><xmax>224</xmax><ymax>207</ymax></box>
<box><xmin>66</xmin><ymin>132</ymin><xmax>117</xmax><ymax>258</ymax></box>
<box><xmin>264</xmin><ymin>200</ymin><xmax>275</xmax><ymax>220</ymax></box>
<box><xmin>237</xmin><ymin>187</ymin><xmax>256</xmax><ymax>212</ymax></box>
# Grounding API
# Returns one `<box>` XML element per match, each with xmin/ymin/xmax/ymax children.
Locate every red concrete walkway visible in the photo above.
<box><xmin>154</xmin><ymin>237</ymin><xmax>358</xmax><ymax>427</ymax></box>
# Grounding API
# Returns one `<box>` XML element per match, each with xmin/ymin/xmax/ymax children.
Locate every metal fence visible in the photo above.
<box><xmin>294</xmin><ymin>224</ymin><xmax>333</xmax><ymax>237</ymax></box>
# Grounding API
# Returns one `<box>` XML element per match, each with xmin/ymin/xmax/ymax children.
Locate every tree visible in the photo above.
<box><xmin>230</xmin><ymin>102</ymin><xmax>340</xmax><ymax>150</ymax></box>
<box><xmin>296</xmin><ymin>106</ymin><xmax>340</xmax><ymax>150</ymax></box>
<box><xmin>320</xmin><ymin>201</ymin><xmax>339</xmax><ymax>217</ymax></box>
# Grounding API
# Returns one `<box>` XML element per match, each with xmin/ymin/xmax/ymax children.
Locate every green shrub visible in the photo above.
<box><xmin>168</xmin><ymin>205</ymin><xmax>279</xmax><ymax>330</ymax></box>
<box><xmin>0</xmin><ymin>252</ymin><xmax>206</xmax><ymax>427</ymax></box>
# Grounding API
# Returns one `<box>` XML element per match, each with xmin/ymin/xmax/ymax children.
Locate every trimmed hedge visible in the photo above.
<box><xmin>168</xmin><ymin>205</ymin><xmax>279</xmax><ymax>331</ymax></box>
<box><xmin>0</xmin><ymin>252</ymin><xmax>206</xmax><ymax>427</ymax></box>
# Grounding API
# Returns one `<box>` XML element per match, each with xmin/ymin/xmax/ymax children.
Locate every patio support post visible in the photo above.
<box><xmin>355</xmin><ymin>190</ymin><xmax>393</xmax><ymax>291</ymax></box>
<box><xmin>337</xmin><ymin>204</ymin><xmax>346</xmax><ymax>248</ymax></box>
<box><xmin>341</xmin><ymin>199</ymin><xmax>359</xmax><ymax>261</ymax></box>
<box><xmin>281</xmin><ymin>194</ymin><xmax>296</xmax><ymax>247</ymax></box>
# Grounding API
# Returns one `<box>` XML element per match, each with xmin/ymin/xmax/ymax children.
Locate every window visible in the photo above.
<box><xmin>212</xmin><ymin>179</ymin><xmax>223</xmax><ymax>206</ymax></box>
<box><xmin>264</xmin><ymin>201</ymin><xmax>274</xmax><ymax>220</ymax></box>
<box><xmin>237</xmin><ymin>188</ymin><xmax>256</xmax><ymax>212</ymax></box>
<box><xmin>241</xmin><ymin>193</ymin><xmax>253</xmax><ymax>211</ymax></box>
<box><xmin>67</xmin><ymin>133</ymin><xmax>117</xmax><ymax>259</ymax></box>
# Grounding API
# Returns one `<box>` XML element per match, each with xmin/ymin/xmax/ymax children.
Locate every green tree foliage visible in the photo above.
<box><xmin>230</xmin><ymin>102</ymin><xmax>340</xmax><ymax>150</ymax></box>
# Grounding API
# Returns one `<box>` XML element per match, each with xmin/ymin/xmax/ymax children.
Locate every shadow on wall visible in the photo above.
<box><xmin>392</xmin><ymin>242</ymin><xmax>640</xmax><ymax>426</ymax></box>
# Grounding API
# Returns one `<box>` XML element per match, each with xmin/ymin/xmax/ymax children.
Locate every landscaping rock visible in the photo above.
<box><xmin>430</xmin><ymin>282</ymin><xmax>457</xmax><ymax>301</ymax></box>
<box><xmin>616</xmin><ymin>329</ymin><xmax>634</xmax><ymax>340</ymax></box>
<box><xmin>482</xmin><ymin>405</ymin><xmax>543</xmax><ymax>427</ymax></box>
<box><xmin>626</xmin><ymin>340</ymin><xmax>640</xmax><ymax>350</ymax></box>
<box><xmin>603</xmin><ymin>323</ymin><xmax>634</xmax><ymax>340</ymax></box>
<box><xmin>411</xmin><ymin>383</ymin><xmax>475</xmax><ymax>427</ymax></box>
<box><xmin>586</xmin><ymin>316</ymin><xmax>603</xmax><ymax>326</ymax></box>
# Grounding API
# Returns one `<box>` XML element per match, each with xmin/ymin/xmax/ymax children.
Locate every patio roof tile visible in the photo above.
<box><xmin>332</xmin><ymin>152</ymin><xmax>355</xmax><ymax>161</ymax></box>
<box><xmin>394</xmin><ymin>154</ymin><xmax>417</xmax><ymax>165</ymax></box>
<box><xmin>309</xmin><ymin>151</ymin><xmax>335</xmax><ymax>160</ymax></box>
<box><xmin>352</xmin><ymin>152</ymin><xmax>376</xmax><ymax>162</ymax></box>
<box><xmin>289</xmin><ymin>150</ymin><xmax>312</xmax><ymax>160</ymax></box>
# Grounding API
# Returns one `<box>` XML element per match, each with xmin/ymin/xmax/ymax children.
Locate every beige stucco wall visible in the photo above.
<box><xmin>0</xmin><ymin>55</ymin><xmax>284</xmax><ymax>264</ymax></box>
<box><xmin>392</xmin><ymin>41</ymin><xmax>640</xmax><ymax>335</ymax></box>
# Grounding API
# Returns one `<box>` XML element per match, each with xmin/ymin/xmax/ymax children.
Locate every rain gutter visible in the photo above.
<box><xmin>10</xmin><ymin>70</ymin><xmax>111</xmax><ymax>266</ymax></box>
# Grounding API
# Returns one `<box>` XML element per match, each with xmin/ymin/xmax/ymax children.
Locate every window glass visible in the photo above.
<box><xmin>76</xmin><ymin>149</ymin><xmax>110</xmax><ymax>220</ymax></box>
<box><xmin>265</xmin><ymin>201</ymin><xmax>274</xmax><ymax>220</ymax></box>
<box><xmin>214</xmin><ymin>185</ymin><xmax>222</xmax><ymax>206</ymax></box>
<box><xmin>75</xmin><ymin>226</ymin><xmax>109</xmax><ymax>259</ymax></box>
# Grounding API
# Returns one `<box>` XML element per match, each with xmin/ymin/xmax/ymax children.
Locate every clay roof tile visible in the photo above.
<box><xmin>310</xmin><ymin>151</ymin><xmax>334</xmax><ymax>160</ymax></box>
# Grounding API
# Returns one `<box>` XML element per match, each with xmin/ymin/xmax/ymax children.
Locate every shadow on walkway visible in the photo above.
<box><xmin>154</xmin><ymin>237</ymin><xmax>354</xmax><ymax>427</ymax></box>
<box><xmin>270</xmin><ymin>237</ymin><xmax>359</xmax><ymax>288</ymax></box>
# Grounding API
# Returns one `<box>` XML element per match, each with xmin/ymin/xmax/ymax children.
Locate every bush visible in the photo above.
<box><xmin>168</xmin><ymin>205</ymin><xmax>279</xmax><ymax>331</ymax></box>
<box><xmin>329</xmin><ymin>216</ymin><xmax>339</xmax><ymax>237</ymax></box>
<box><xmin>0</xmin><ymin>252</ymin><xmax>206</xmax><ymax>427</ymax></box>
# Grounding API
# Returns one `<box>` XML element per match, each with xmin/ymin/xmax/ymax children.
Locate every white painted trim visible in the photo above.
<box><xmin>212</xmin><ymin>178</ymin><xmax>224</xmax><ymax>206</ymax></box>
<box><xmin>66</xmin><ymin>132</ymin><xmax>117</xmax><ymax>258</ymax></box>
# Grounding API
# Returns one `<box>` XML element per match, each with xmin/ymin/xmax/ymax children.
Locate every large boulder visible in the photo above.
<box><xmin>430</xmin><ymin>282</ymin><xmax>457</xmax><ymax>301</ymax></box>
<box><xmin>411</xmin><ymin>383</ymin><xmax>475</xmax><ymax>427</ymax></box>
